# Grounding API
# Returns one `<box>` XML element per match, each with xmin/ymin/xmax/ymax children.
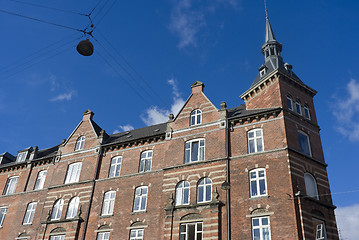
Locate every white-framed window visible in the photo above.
<box><xmin>185</xmin><ymin>139</ymin><xmax>205</xmax><ymax>163</ymax></box>
<box><xmin>176</xmin><ymin>181</ymin><xmax>190</xmax><ymax>205</ymax></box>
<box><xmin>23</xmin><ymin>202</ymin><xmax>37</xmax><ymax>225</ymax></box>
<box><xmin>109</xmin><ymin>156</ymin><xmax>122</xmax><ymax>177</ymax></box>
<box><xmin>130</xmin><ymin>229</ymin><xmax>144</xmax><ymax>240</ymax></box>
<box><xmin>249</xmin><ymin>168</ymin><xmax>267</xmax><ymax>198</ymax></box>
<box><xmin>133</xmin><ymin>186</ymin><xmax>148</xmax><ymax>212</ymax></box>
<box><xmin>252</xmin><ymin>216</ymin><xmax>271</xmax><ymax>240</ymax></box>
<box><xmin>287</xmin><ymin>95</ymin><xmax>293</xmax><ymax>111</ymax></box>
<box><xmin>75</xmin><ymin>136</ymin><xmax>85</xmax><ymax>151</ymax></box>
<box><xmin>34</xmin><ymin>170</ymin><xmax>47</xmax><ymax>190</ymax></box>
<box><xmin>97</xmin><ymin>232</ymin><xmax>110</xmax><ymax>240</ymax></box>
<box><xmin>3</xmin><ymin>176</ymin><xmax>19</xmax><ymax>195</ymax></box>
<box><xmin>190</xmin><ymin>109</ymin><xmax>202</xmax><ymax>126</ymax></box>
<box><xmin>0</xmin><ymin>207</ymin><xmax>8</xmax><ymax>227</ymax></box>
<box><xmin>315</xmin><ymin>221</ymin><xmax>327</xmax><ymax>240</ymax></box>
<box><xmin>51</xmin><ymin>199</ymin><xmax>64</xmax><ymax>220</ymax></box>
<box><xmin>197</xmin><ymin>178</ymin><xmax>212</xmax><ymax>203</ymax></box>
<box><xmin>304</xmin><ymin>173</ymin><xmax>319</xmax><ymax>200</ymax></box>
<box><xmin>66</xmin><ymin>197</ymin><xmax>80</xmax><ymax>219</ymax></box>
<box><xmin>139</xmin><ymin>150</ymin><xmax>152</xmax><ymax>173</ymax></box>
<box><xmin>180</xmin><ymin>222</ymin><xmax>203</xmax><ymax>240</ymax></box>
<box><xmin>304</xmin><ymin>104</ymin><xmax>311</xmax><ymax>120</ymax></box>
<box><xmin>49</xmin><ymin>235</ymin><xmax>65</xmax><ymax>240</ymax></box>
<box><xmin>65</xmin><ymin>162</ymin><xmax>82</xmax><ymax>184</ymax></box>
<box><xmin>298</xmin><ymin>131</ymin><xmax>312</xmax><ymax>156</ymax></box>
<box><xmin>295</xmin><ymin>99</ymin><xmax>302</xmax><ymax>115</ymax></box>
<box><xmin>102</xmin><ymin>191</ymin><xmax>116</xmax><ymax>216</ymax></box>
<box><xmin>17</xmin><ymin>152</ymin><xmax>27</xmax><ymax>162</ymax></box>
<box><xmin>248</xmin><ymin>129</ymin><xmax>264</xmax><ymax>154</ymax></box>
<box><xmin>260</xmin><ymin>68</ymin><xmax>266</xmax><ymax>77</ymax></box>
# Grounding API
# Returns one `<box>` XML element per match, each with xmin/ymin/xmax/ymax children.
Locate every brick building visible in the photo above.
<box><xmin>0</xmin><ymin>17</ymin><xmax>339</xmax><ymax>240</ymax></box>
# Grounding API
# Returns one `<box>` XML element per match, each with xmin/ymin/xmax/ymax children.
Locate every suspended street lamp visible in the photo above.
<box><xmin>76</xmin><ymin>39</ymin><xmax>94</xmax><ymax>56</ymax></box>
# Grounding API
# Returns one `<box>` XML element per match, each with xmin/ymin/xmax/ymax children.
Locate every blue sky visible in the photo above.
<box><xmin>0</xmin><ymin>0</ymin><xmax>358</xmax><ymax>238</ymax></box>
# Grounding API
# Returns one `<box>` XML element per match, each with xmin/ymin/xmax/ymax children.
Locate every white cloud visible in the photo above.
<box><xmin>50</xmin><ymin>91</ymin><xmax>75</xmax><ymax>102</ymax></box>
<box><xmin>112</xmin><ymin>124</ymin><xmax>135</xmax><ymax>134</ymax></box>
<box><xmin>335</xmin><ymin>204</ymin><xmax>359</xmax><ymax>239</ymax></box>
<box><xmin>141</xmin><ymin>78</ymin><xmax>185</xmax><ymax>126</ymax></box>
<box><xmin>332</xmin><ymin>79</ymin><xmax>359</xmax><ymax>141</ymax></box>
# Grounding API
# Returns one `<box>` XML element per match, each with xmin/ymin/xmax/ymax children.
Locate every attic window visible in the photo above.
<box><xmin>260</xmin><ymin>69</ymin><xmax>266</xmax><ymax>77</ymax></box>
<box><xmin>17</xmin><ymin>152</ymin><xmax>27</xmax><ymax>162</ymax></box>
<box><xmin>127</xmin><ymin>135</ymin><xmax>132</xmax><ymax>138</ymax></box>
<box><xmin>75</xmin><ymin>136</ymin><xmax>85</xmax><ymax>151</ymax></box>
<box><xmin>154</xmin><ymin>129</ymin><xmax>160</xmax><ymax>132</ymax></box>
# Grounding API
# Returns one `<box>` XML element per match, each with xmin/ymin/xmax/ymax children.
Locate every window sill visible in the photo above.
<box><xmin>100</xmin><ymin>214</ymin><xmax>113</xmax><ymax>218</ymax></box>
<box><xmin>249</xmin><ymin>195</ymin><xmax>269</xmax><ymax>200</ymax></box>
<box><xmin>131</xmin><ymin>210</ymin><xmax>147</xmax><ymax>215</ymax></box>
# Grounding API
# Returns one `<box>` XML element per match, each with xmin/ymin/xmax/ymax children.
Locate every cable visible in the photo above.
<box><xmin>90</xmin><ymin>0</ymin><xmax>111</xmax><ymax>23</ymax></box>
<box><xmin>92</xmin><ymin>0</ymin><xmax>118</xmax><ymax>29</ymax></box>
<box><xmin>10</xmin><ymin>0</ymin><xmax>88</xmax><ymax>17</ymax></box>
<box><xmin>88</xmin><ymin>0</ymin><xmax>103</xmax><ymax>17</ymax></box>
<box><xmin>289</xmin><ymin>189</ymin><xmax>359</xmax><ymax>200</ymax></box>
<box><xmin>0</xmin><ymin>8</ymin><xmax>84</xmax><ymax>33</ymax></box>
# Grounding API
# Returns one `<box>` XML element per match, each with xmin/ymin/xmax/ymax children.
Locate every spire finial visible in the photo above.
<box><xmin>264</xmin><ymin>0</ymin><xmax>268</xmax><ymax>19</ymax></box>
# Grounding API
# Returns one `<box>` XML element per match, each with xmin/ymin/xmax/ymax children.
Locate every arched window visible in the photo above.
<box><xmin>51</xmin><ymin>199</ymin><xmax>64</xmax><ymax>220</ymax></box>
<box><xmin>304</xmin><ymin>104</ymin><xmax>311</xmax><ymax>120</ymax></box>
<box><xmin>175</xmin><ymin>181</ymin><xmax>190</xmax><ymax>205</ymax></box>
<box><xmin>102</xmin><ymin>191</ymin><xmax>116</xmax><ymax>216</ymax></box>
<box><xmin>247</xmin><ymin>129</ymin><xmax>264</xmax><ymax>154</ymax></box>
<box><xmin>109</xmin><ymin>156</ymin><xmax>122</xmax><ymax>177</ymax></box>
<box><xmin>190</xmin><ymin>109</ymin><xmax>202</xmax><ymax>126</ymax></box>
<box><xmin>249</xmin><ymin>168</ymin><xmax>267</xmax><ymax>197</ymax></box>
<box><xmin>197</xmin><ymin>178</ymin><xmax>212</xmax><ymax>203</ymax></box>
<box><xmin>75</xmin><ymin>136</ymin><xmax>85</xmax><ymax>151</ymax></box>
<box><xmin>3</xmin><ymin>176</ymin><xmax>19</xmax><ymax>195</ymax></box>
<box><xmin>287</xmin><ymin>95</ymin><xmax>293</xmax><ymax>111</ymax></box>
<box><xmin>185</xmin><ymin>138</ymin><xmax>205</xmax><ymax>163</ymax></box>
<box><xmin>139</xmin><ymin>150</ymin><xmax>152</xmax><ymax>173</ymax></box>
<box><xmin>34</xmin><ymin>170</ymin><xmax>47</xmax><ymax>190</ymax></box>
<box><xmin>304</xmin><ymin>173</ymin><xmax>319</xmax><ymax>200</ymax></box>
<box><xmin>295</xmin><ymin>99</ymin><xmax>302</xmax><ymax>115</ymax></box>
<box><xmin>66</xmin><ymin>197</ymin><xmax>79</xmax><ymax>219</ymax></box>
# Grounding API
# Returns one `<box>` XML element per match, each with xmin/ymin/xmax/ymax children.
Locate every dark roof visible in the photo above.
<box><xmin>36</xmin><ymin>145</ymin><xmax>59</xmax><ymax>159</ymax></box>
<box><xmin>227</xmin><ymin>104</ymin><xmax>280</xmax><ymax>119</ymax></box>
<box><xmin>91</xmin><ymin>119</ymin><xmax>104</xmax><ymax>137</ymax></box>
<box><xmin>104</xmin><ymin>122</ymin><xmax>167</xmax><ymax>145</ymax></box>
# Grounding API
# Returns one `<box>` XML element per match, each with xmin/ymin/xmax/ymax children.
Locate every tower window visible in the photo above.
<box><xmin>304</xmin><ymin>105</ymin><xmax>311</xmax><ymax>120</ymax></box>
<box><xmin>249</xmin><ymin>168</ymin><xmax>267</xmax><ymax>197</ymax></box>
<box><xmin>287</xmin><ymin>95</ymin><xmax>293</xmax><ymax>111</ymax></box>
<box><xmin>304</xmin><ymin>173</ymin><xmax>319</xmax><ymax>200</ymax></box>
<box><xmin>298</xmin><ymin>131</ymin><xmax>312</xmax><ymax>157</ymax></box>
<box><xmin>295</xmin><ymin>100</ymin><xmax>302</xmax><ymax>115</ymax></box>
<box><xmin>260</xmin><ymin>69</ymin><xmax>266</xmax><ymax>77</ymax></box>
<box><xmin>190</xmin><ymin>109</ymin><xmax>202</xmax><ymax>126</ymax></box>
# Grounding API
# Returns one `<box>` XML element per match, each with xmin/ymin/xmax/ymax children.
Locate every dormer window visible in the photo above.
<box><xmin>75</xmin><ymin>136</ymin><xmax>85</xmax><ymax>151</ymax></box>
<box><xmin>190</xmin><ymin>109</ymin><xmax>202</xmax><ymax>126</ymax></box>
<box><xmin>17</xmin><ymin>152</ymin><xmax>27</xmax><ymax>162</ymax></box>
<box><xmin>260</xmin><ymin>68</ymin><xmax>266</xmax><ymax>77</ymax></box>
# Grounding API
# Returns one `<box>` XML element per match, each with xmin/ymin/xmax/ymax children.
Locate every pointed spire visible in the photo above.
<box><xmin>265</xmin><ymin>17</ymin><xmax>276</xmax><ymax>43</ymax></box>
<box><xmin>261</xmin><ymin>16</ymin><xmax>282</xmax><ymax>61</ymax></box>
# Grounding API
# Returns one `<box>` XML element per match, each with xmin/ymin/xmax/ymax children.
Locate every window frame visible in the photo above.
<box><xmin>197</xmin><ymin>178</ymin><xmax>212</xmax><ymax>203</ymax></box>
<box><xmin>3</xmin><ymin>176</ymin><xmax>19</xmax><ymax>195</ymax></box>
<box><xmin>180</xmin><ymin>222</ymin><xmax>203</xmax><ymax>240</ymax></box>
<box><xmin>51</xmin><ymin>199</ymin><xmax>64</xmax><ymax>220</ymax></box>
<box><xmin>101</xmin><ymin>191</ymin><xmax>116</xmax><ymax>216</ymax></box>
<box><xmin>184</xmin><ymin>138</ymin><xmax>205</xmax><ymax>163</ymax></box>
<box><xmin>287</xmin><ymin>95</ymin><xmax>293</xmax><ymax>111</ymax></box>
<box><xmin>139</xmin><ymin>150</ymin><xmax>152</xmax><ymax>173</ymax></box>
<box><xmin>304</xmin><ymin>173</ymin><xmax>319</xmax><ymax>200</ymax></box>
<box><xmin>109</xmin><ymin>156</ymin><xmax>122</xmax><ymax>177</ymax></box>
<box><xmin>0</xmin><ymin>206</ymin><xmax>8</xmax><ymax>227</ymax></box>
<box><xmin>17</xmin><ymin>152</ymin><xmax>27</xmax><ymax>162</ymax></box>
<box><xmin>175</xmin><ymin>181</ymin><xmax>190</xmax><ymax>206</ymax></box>
<box><xmin>315</xmin><ymin>221</ymin><xmax>327</xmax><ymax>240</ymax></box>
<box><xmin>130</xmin><ymin>229</ymin><xmax>144</xmax><ymax>240</ymax></box>
<box><xmin>249</xmin><ymin>168</ymin><xmax>267</xmax><ymax>198</ymax></box>
<box><xmin>190</xmin><ymin>109</ymin><xmax>202</xmax><ymax>126</ymax></box>
<box><xmin>133</xmin><ymin>186</ymin><xmax>148</xmax><ymax>212</ymax></box>
<box><xmin>75</xmin><ymin>136</ymin><xmax>85</xmax><ymax>151</ymax></box>
<box><xmin>304</xmin><ymin>104</ymin><xmax>311</xmax><ymax>120</ymax></box>
<box><xmin>97</xmin><ymin>232</ymin><xmax>110</xmax><ymax>240</ymax></box>
<box><xmin>34</xmin><ymin>170</ymin><xmax>47</xmax><ymax>190</ymax></box>
<box><xmin>247</xmin><ymin>129</ymin><xmax>264</xmax><ymax>154</ymax></box>
<box><xmin>66</xmin><ymin>197</ymin><xmax>80</xmax><ymax>219</ymax></box>
<box><xmin>252</xmin><ymin>216</ymin><xmax>271</xmax><ymax>240</ymax></box>
<box><xmin>23</xmin><ymin>202</ymin><xmax>37</xmax><ymax>225</ymax></box>
<box><xmin>295</xmin><ymin>99</ymin><xmax>302</xmax><ymax>115</ymax></box>
<box><xmin>65</xmin><ymin>162</ymin><xmax>82</xmax><ymax>184</ymax></box>
<box><xmin>298</xmin><ymin>131</ymin><xmax>312</xmax><ymax>157</ymax></box>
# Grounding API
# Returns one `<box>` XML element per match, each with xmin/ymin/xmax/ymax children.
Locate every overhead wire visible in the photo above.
<box><xmin>92</xmin><ymin>0</ymin><xmax>118</xmax><ymax>29</ymax></box>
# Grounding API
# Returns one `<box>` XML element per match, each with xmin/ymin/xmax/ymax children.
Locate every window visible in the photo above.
<box><xmin>287</xmin><ymin>95</ymin><xmax>293</xmax><ymax>111</ymax></box>
<box><xmin>34</xmin><ymin>170</ymin><xmax>47</xmax><ymax>190</ymax></box>
<box><xmin>49</xmin><ymin>236</ymin><xmax>65</xmax><ymax>240</ymax></box>
<box><xmin>51</xmin><ymin>199</ymin><xmax>64</xmax><ymax>220</ymax></box>
<box><xmin>190</xmin><ymin>109</ymin><xmax>202</xmax><ymax>126</ymax></box>
<box><xmin>17</xmin><ymin>152</ymin><xmax>27</xmax><ymax>162</ymax></box>
<box><xmin>75</xmin><ymin>136</ymin><xmax>85</xmax><ymax>151</ymax></box>
<box><xmin>185</xmin><ymin>139</ymin><xmax>205</xmax><ymax>163</ymax></box>
<box><xmin>0</xmin><ymin>207</ymin><xmax>8</xmax><ymax>227</ymax></box>
<box><xmin>23</xmin><ymin>202</ymin><xmax>37</xmax><ymax>225</ymax></box>
<box><xmin>260</xmin><ymin>68</ymin><xmax>266</xmax><ymax>77</ymax></box>
<box><xmin>133</xmin><ymin>186</ymin><xmax>148</xmax><ymax>212</ymax></box>
<box><xmin>176</xmin><ymin>181</ymin><xmax>190</xmax><ymax>205</ymax></box>
<box><xmin>252</xmin><ymin>216</ymin><xmax>271</xmax><ymax>240</ymax></box>
<box><xmin>295</xmin><ymin>100</ymin><xmax>302</xmax><ymax>115</ymax></box>
<box><xmin>130</xmin><ymin>229</ymin><xmax>144</xmax><ymax>240</ymax></box>
<box><xmin>197</xmin><ymin>178</ymin><xmax>212</xmax><ymax>203</ymax></box>
<box><xmin>304</xmin><ymin>173</ymin><xmax>319</xmax><ymax>200</ymax></box>
<box><xmin>315</xmin><ymin>221</ymin><xmax>327</xmax><ymax>240</ymax></box>
<box><xmin>304</xmin><ymin>104</ymin><xmax>311</xmax><ymax>120</ymax></box>
<box><xmin>102</xmin><ymin>191</ymin><xmax>116</xmax><ymax>216</ymax></box>
<box><xmin>249</xmin><ymin>168</ymin><xmax>267</xmax><ymax>197</ymax></box>
<box><xmin>139</xmin><ymin>151</ymin><xmax>152</xmax><ymax>173</ymax></box>
<box><xmin>97</xmin><ymin>232</ymin><xmax>110</xmax><ymax>240</ymax></box>
<box><xmin>66</xmin><ymin>197</ymin><xmax>80</xmax><ymax>219</ymax></box>
<box><xmin>248</xmin><ymin>129</ymin><xmax>264</xmax><ymax>154</ymax></box>
<box><xmin>298</xmin><ymin>131</ymin><xmax>311</xmax><ymax>156</ymax></box>
<box><xmin>109</xmin><ymin>156</ymin><xmax>122</xmax><ymax>177</ymax></box>
<box><xmin>65</xmin><ymin>162</ymin><xmax>82</xmax><ymax>183</ymax></box>
<box><xmin>180</xmin><ymin>222</ymin><xmax>203</xmax><ymax>240</ymax></box>
<box><xmin>3</xmin><ymin>176</ymin><xmax>19</xmax><ymax>195</ymax></box>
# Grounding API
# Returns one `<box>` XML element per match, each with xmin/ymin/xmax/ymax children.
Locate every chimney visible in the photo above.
<box><xmin>83</xmin><ymin>109</ymin><xmax>94</xmax><ymax>121</ymax></box>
